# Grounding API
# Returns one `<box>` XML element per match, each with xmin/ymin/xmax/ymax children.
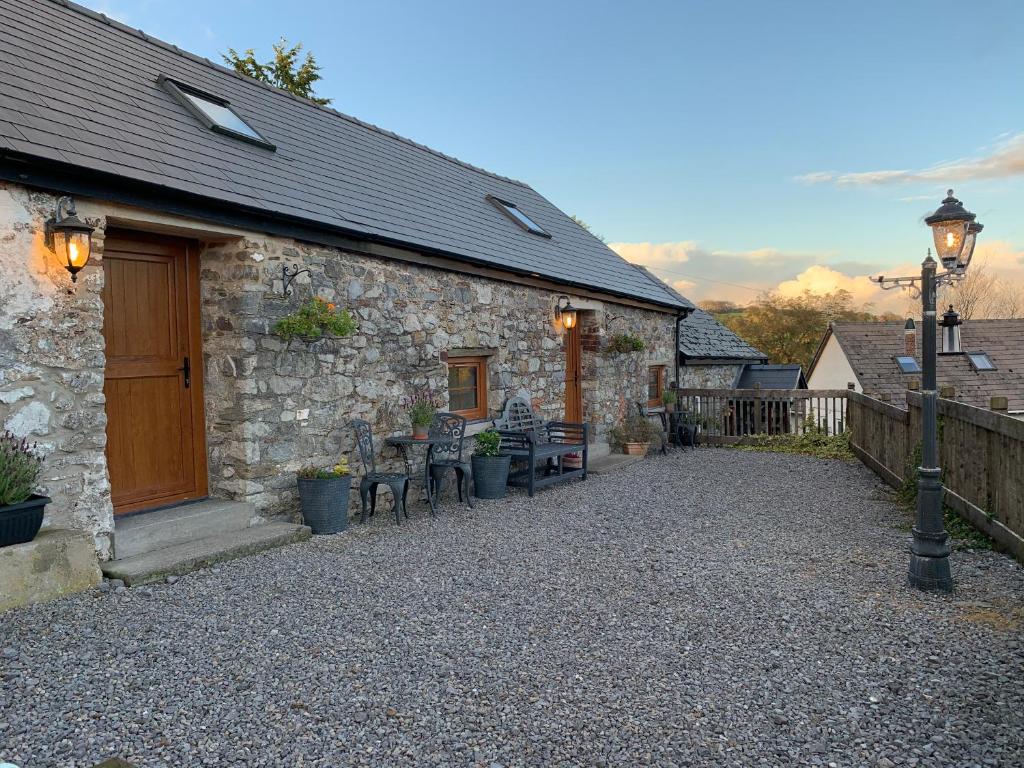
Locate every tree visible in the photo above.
<box><xmin>719</xmin><ymin>290</ymin><xmax>897</xmax><ymax>370</ymax></box>
<box><xmin>570</xmin><ymin>215</ymin><xmax>606</xmax><ymax>243</ymax></box>
<box><xmin>941</xmin><ymin>261</ymin><xmax>1024</xmax><ymax>319</ymax></box>
<box><xmin>223</xmin><ymin>39</ymin><xmax>331</xmax><ymax>105</ymax></box>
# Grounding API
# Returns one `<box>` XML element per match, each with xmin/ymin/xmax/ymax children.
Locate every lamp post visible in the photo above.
<box><xmin>872</xmin><ymin>189</ymin><xmax>981</xmax><ymax>592</ymax></box>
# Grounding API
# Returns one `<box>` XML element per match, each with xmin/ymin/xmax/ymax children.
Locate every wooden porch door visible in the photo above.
<box><xmin>564</xmin><ymin>324</ymin><xmax>583</xmax><ymax>423</ymax></box>
<box><xmin>101</xmin><ymin>231</ymin><xmax>207</xmax><ymax>514</ymax></box>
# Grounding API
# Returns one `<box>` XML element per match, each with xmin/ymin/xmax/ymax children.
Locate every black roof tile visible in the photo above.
<box><xmin>0</xmin><ymin>0</ymin><xmax>688</xmax><ymax>310</ymax></box>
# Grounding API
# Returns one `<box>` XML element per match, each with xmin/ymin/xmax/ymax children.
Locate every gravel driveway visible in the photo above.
<box><xmin>2</xmin><ymin>450</ymin><xmax>1023</xmax><ymax>767</ymax></box>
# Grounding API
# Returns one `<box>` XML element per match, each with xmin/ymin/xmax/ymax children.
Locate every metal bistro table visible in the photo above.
<box><xmin>384</xmin><ymin>435</ymin><xmax>455</xmax><ymax>516</ymax></box>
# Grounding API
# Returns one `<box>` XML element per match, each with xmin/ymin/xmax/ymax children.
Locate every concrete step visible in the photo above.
<box><xmin>113</xmin><ymin>499</ymin><xmax>257</xmax><ymax>559</ymax></box>
<box><xmin>101</xmin><ymin>523</ymin><xmax>311</xmax><ymax>586</ymax></box>
<box><xmin>588</xmin><ymin>453</ymin><xmax>644</xmax><ymax>475</ymax></box>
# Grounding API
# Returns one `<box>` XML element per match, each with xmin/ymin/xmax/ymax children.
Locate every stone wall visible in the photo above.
<box><xmin>678</xmin><ymin>363</ymin><xmax>743</xmax><ymax>389</ymax></box>
<box><xmin>0</xmin><ymin>183</ymin><xmax>114</xmax><ymax>559</ymax></box>
<box><xmin>0</xmin><ymin>180</ymin><xmax>677</xmax><ymax>551</ymax></box>
<box><xmin>200</xmin><ymin>237</ymin><xmax>677</xmax><ymax>519</ymax></box>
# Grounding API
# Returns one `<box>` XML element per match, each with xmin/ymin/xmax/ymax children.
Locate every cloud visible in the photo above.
<box><xmin>796</xmin><ymin>132</ymin><xmax>1024</xmax><ymax>186</ymax></box>
<box><xmin>611</xmin><ymin>238</ymin><xmax>1024</xmax><ymax>317</ymax></box>
<box><xmin>609</xmin><ymin>240</ymin><xmax>825</xmax><ymax>303</ymax></box>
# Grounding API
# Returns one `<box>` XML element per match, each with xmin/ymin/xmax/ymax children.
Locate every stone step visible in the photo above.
<box><xmin>587</xmin><ymin>453</ymin><xmax>644</xmax><ymax>475</ymax></box>
<box><xmin>101</xmin><ymin>523</ymin><xmax>311</xmax><ymax>586</ymax></box>
<box><xmin>113</xmin><ymin>498</ymin><xmax>257</xmax><ymax>559</ymax></box>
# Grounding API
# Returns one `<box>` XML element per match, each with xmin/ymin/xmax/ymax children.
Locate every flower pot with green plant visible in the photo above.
<box><xmin>470</xmin><ymin>428</ymin><xmax>511</xmax><ymax>499</ymax></box>
<box><xmin>297</xmin><ymin>456</ymin><xmax>352</xmax><ymax>534</ymax></box>
<box><xmin>662</xmin><ymin>390</ymin><xmax>677</xmax><ymax>409</ymax></box>
<box><xmin>405</xmin><ymin>389</ymin><xmax>443</xmax><ymax>439</ymax></box>
<box><xmin>273</xmin><ymin>297</ymin><xmax>357</xmax><ymax>344</ymax></box>
<box><xmin>0</xmin><ymin>431</ymin><xmax>48</xmax><ymax>547</ymax></box>
<box><xmin>608</xmin><ymin>413</ymin><xmax>662</xmax><ymax>457</ymax></box>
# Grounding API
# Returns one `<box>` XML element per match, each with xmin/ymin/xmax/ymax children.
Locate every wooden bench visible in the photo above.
<box><xmin>494</xmin><ymin>395</ymin><xmax>589</xmax><ymax>496</ymax></box>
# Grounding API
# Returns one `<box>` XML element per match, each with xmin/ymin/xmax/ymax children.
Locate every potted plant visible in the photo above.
<box><xmin>297</xmin><ymin>456</ymin><xmax>351</xmax><ymax>534</ymax></box>
<box><xmin>0</xmin><ymin>431</ymin><xmax>48</xmax><ymax>547</ymax></box>
<box><xmin>273</xmin><ymin>297</ymin><xmax>357</xmax><ymax>343</ymax></box>
<box><xmin>662</xmin><ymin>390</ymin><xmax>677</xmax><ymax>409</ymax></box>
<box><xmin>405</xmin><ymin>389</ymin><xmax>443</xmax><ymax>439</ymax></box>
<box><xmin>471</xmin><ymin>428</ymin><xmax>511</xmax><ymax>499</ymax></box>
<box><xmin>609</xmin><ymin>413</ymin><xmax>661</xmax><ymax>457</ymax></box>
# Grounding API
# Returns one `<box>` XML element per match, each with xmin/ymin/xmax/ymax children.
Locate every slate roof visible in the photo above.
<box><xmin>734</xmin><ymin>364</ymin><xmax>806</xmax><ymax>389</ymax></box>
<box><xmin>0</xmin><ymin>0</ymin><xmax>686</xmax><ymax>311</ymax></box>
<box><xmin>816</xmin><ymin>321</ymin><xmax>1024</xmax><ymax>412</ymax></box>
<box><xmin>678</xmin><ymin>309</ymin><xmax>767</xmax><ymax>362</ymax></box>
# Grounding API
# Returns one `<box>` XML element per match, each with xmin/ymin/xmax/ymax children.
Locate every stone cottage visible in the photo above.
<box><xmin>0</xmin><ymin>0</ymin><xmax>691</xmax><ymax>579</ymax></box>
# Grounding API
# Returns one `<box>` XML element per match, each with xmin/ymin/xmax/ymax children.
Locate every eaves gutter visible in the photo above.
<box><xmin>0</xmin><ymin>151</ymin><xmax>686</xmax><ymax>315</ymax></box>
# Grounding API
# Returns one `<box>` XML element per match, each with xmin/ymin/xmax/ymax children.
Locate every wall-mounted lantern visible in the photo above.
<box><xmin>940</xmin><ymin>305</ymin><xmax>962</xmax><ymax>354</ymax></box>
<box><xmin>46</xmin><ymin>196</ymin><xmax>94</xmax><ymax>282</ymax></box>
<box><xmin>555</xmin><ymin>296</ymin><xmax>578</xmax><ymax>330</ymax></box>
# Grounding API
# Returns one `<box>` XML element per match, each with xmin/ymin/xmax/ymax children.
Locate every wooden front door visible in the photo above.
<box><xmin>101</xmin><ymin>231</ymin><xmax>207</xmax><ymax>514</ymax></box>
<box><xmin>564</xmin><ymin>323</ymin><xmax>583</xmax><ymax>423</ymax></box>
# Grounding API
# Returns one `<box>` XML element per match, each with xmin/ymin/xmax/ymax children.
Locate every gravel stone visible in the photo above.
<box><xmin>1</xmin><ymin>450</ymin><xmax>1022</xmax><ymax>767</ymax></box>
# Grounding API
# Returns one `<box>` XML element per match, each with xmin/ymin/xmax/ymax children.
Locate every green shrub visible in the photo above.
<box><xmin>274</xmin><ymin>297</ymin><xmax>357</xmax><ymax>342</ymax></box>
<box><xmin>606</xmin><ymin>333</ymin><xmax>645</xmax><ymax>354</ymax></box>
<box><xmin>474</xmin><ymin>428</ymin><xmax>502</xmax><ymax>457</ymax></box>
<box><xmin>0</xmin><ymin>431</ymin><xmax>43</xmax><ymax>505</ymax></box>
<box><xmin>662</xmin><ymin>390</ymin><xmax>677</xmax><ymax>407</ymax></box>
<box><xmin>608</xmin><ymin>413</ymin><xmax>662</xmax><ymax>449</ymax></box>
<box><xmin>735</xmin><ymin>428</ymin><xmax>855</xmax><ymax>460</ymax></box>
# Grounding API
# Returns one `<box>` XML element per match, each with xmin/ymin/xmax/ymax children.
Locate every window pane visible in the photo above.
<box><xmin>450</xmin><ymin>388</ymin><xmax>477</xmax><ymax>412</ymax></box>
<box><xmin>449</xmin><ymin>365</ymin><xmax>477</xmax><ymax>389</ymax></box>
<box><xmin>183</xmin><ymin>91</ymin><xmax>264</xmax><ymax>140</ymax></box>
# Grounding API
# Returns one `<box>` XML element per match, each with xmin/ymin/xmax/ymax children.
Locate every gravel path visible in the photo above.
<box><xmin>2</xmin><ymin>450</ymin><xmax>1023</xmax><ymax>767</ymax></box>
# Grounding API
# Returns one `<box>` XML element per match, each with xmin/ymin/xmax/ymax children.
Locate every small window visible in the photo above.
<box><xmin>447</xmin><ymin>356</ymin><xmax>488</xmax><ymax>420</ymax></box>
<box><xmin>486</xmin><ymin>195</ymin><xmax>551</xmax><ymax>237</ymax></box>
<box><xmin>648</xmin><ymin>365</ymin><xmax>666</xmax><ymax>406</ymax></box>
<box><xmin>968</xmin><ymin>352</ymin><xmax>996</xmax><ymax>371</ymax></box>
<box><xmin>159</xmin><ymin>76</ymin><xmax>275</xmax><ymax>150</ymax></box>
<box><xmin>895</xmin><ymin>356</ymin><xmax>921</xmax><ymax>374</ymax></box>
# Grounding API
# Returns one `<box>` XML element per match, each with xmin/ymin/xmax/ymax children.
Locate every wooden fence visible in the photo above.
<box><xmin>673</xmin><ymin>387</ymin><xmax>849</xmax><ymax>443</ymax></box>
<box><xmin>847</xmin><ymin>390</ymin><xmax>1024</xmax><ymax>561</ymax></box>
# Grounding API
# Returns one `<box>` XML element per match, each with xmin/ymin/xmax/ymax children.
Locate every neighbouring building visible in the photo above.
<box><xmin>0</xmin><ymin>0</ymin><xmax>693</xmax><ymax>566</ymax></box>
<box><xmin>733</xmin><ymin>363</ymin><xmax>806</xmax><ymax>390</ymax></box>
<box><xmin>676</xmin><ymin>308</ymin><xmax>767</xmax><ymax>387</ymax></box>
<box><xmin>807</xmin><ymin>318</ymin><xmax>1024</xmax><ymax>416</ymax></box>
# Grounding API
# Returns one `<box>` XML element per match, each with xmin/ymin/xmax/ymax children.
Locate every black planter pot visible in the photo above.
<box><xmin>297</xmin><ymin>477</ymin><xmax>351</xmax><ymax>534</ymax></box>
<box><xmin>471</xmin><ymin>455</ymin><xmax>512</xmax><ymax>500</ymax></box>
<box><xmin>0</xmin><ymin>494</ymin><xmax>49</xmax><ymax>547</ymax></box>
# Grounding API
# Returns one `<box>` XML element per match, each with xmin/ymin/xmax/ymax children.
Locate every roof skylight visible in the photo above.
<box><xmin>159</xmin><ymin>76</ymin><xmax>275</xmax><ymax>150</ymax></box>
<box><xmin>967</xmin><ymin>352</ymin><xmax>996</xmax><ymax>371</ymax></box>
<box><xmin>895</xmin><ymin>356</ymin><xmax>921</xmax><ymax>374</ymax></box>
<box><xmin>487</xmin><ymin>195</ymin><xmax>550</xmax><ymax>238</ymax></box>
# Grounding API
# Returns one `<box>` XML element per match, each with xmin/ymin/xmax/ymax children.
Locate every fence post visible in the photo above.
<box><xmin>991</xmin><ymin>396</ymin><xmax>1008</xmax><ymax>412</ymax></box>
<box><xmin>753</xmin><ymin>382</ymin><xmax>762</xmax><ymax>434</ymax></box>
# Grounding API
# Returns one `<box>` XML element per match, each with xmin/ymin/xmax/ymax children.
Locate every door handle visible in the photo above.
<box><xmin>179</xmin><ymin>356</ymin><xmax>191</xmax><ymax>389</ymax></box>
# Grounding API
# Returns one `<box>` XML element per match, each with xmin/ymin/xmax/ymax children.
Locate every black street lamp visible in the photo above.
<box><xmin>872</xmin><ymin>189</ymin><xmax>982</xmax><ymax>592</ymax></box>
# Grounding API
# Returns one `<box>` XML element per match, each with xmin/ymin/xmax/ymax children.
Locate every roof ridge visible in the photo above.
<box><xmin>52</xmin><ymin>0</ymin><xmax>531</xmax><ymax>189</ymax></box>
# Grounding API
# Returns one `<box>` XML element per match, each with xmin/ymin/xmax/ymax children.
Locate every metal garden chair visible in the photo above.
<box><xmin>352</xmin><ymin>419</ymin><xmax>411</xmax><ymax>525</ymax></box>
<box><xmin>427</xmin><ymin>412</ymin><xmax>474</xmax><ymax>510</ymax></box>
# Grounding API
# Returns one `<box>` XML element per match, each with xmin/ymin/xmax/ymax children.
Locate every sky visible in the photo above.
<box><xmin>87</xmin><ymin>0</ymin><xmax>1024</xmax><ymax>311</ymax></box>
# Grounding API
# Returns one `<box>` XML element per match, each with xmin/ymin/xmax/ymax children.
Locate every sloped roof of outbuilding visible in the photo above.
<box><xmin>0</xmin><ymin>0</ymin><xmax>687</xmax><ymax>310</ymax></box>
<box><xmin>734</xmin><ymin>363</ymin><xmax>807</xmax><ymax>389</ymax></box>
<box><xmin>678</xmin><ymin>309</ymin><xmax>766</xmax><ymax>362</ymax></box>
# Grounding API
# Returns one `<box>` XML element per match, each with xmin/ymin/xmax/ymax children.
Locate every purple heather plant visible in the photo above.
<box><xmin>0</xmin><ymin>431</ymin><xmax>43</xmax><ymax>506</ymax></box>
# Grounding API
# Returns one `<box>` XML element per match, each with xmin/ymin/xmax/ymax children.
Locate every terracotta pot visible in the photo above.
<box><xmin>563</xmin><ymin>452</ymin><xmax>583</xmax><ymax>469</ymax></box>
<box><xmin>412</xmin><ymin>424</ymin><xmax>429</xmax><ymax>440</ymax></box>
<box><xmin>622</xmin><ymin>442</ymin><xmax>650</xmax><ymax>456</ymax></box>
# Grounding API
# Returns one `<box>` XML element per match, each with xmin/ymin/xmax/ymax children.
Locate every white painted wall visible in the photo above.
<box><xmin>808</xmin><ymin>334</ymin><xmax>860</xmax><ymax>392</ymax></box>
